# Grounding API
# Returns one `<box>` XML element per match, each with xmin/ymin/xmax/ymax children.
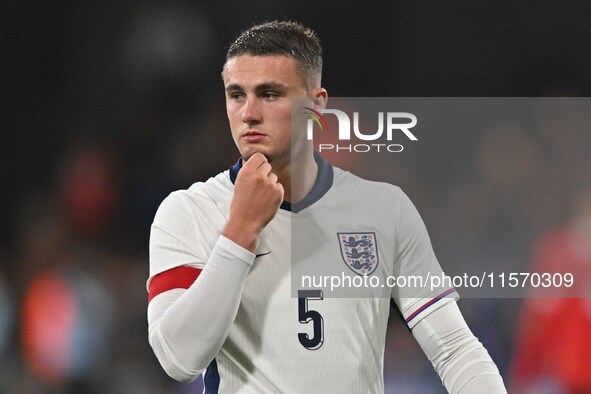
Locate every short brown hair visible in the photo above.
<box><xmin>225</xmin><ymin>20</ymin><xmax>323</xmax><ymax>89</ymax></box>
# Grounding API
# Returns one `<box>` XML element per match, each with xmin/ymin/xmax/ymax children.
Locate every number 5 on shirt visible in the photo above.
<box><xmin>298</xmin><ymin>290</ymin><xmax>324</xmax><ymax>350</ymax></box>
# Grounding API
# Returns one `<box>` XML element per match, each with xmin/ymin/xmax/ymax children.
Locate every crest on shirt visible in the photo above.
<box><xmin>337</xmin><ymin>232</ymin><xmax>379</xmax><ymax>276</ymax></box>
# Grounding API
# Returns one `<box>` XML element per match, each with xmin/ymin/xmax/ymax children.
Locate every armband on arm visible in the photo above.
<box><xmin>147</xmin><ymin>235</ymin><xmax>254</xmax><ymax>382</ymax></box>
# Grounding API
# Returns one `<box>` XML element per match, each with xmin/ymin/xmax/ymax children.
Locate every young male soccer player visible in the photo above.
<box><xmin>147</xmin><ymin>21</ymin><xmax>507</xmax><ymax>393</ymax></box>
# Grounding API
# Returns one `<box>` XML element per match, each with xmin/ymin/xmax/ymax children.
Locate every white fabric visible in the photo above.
<box><xmin>147</xmin><ymin>163</ymin><xmax>463</xmax><ymax>392</ymax></box>
<box><xmin>148</xmin><ymin>235</ymin><xmax>254</xmax><ymax>382</ymax></box>
<box><xmin>389</xmin><ymin>188</ymin><xmax>460</xmax><ymax>329</ymax></box>
<box><xmin>412</xmin><ymin>301</ymin><xmax>507</xmax><ymax>393</ymax></box>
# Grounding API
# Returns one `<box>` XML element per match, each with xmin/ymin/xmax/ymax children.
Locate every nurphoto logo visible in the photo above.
<box><xmin>303</xmin><ymin>107</ymin><xmax>418</xmax><ymax>153</ymax></box>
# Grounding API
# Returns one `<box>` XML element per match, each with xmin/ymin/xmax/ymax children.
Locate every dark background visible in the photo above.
<box><xmin>2</xmin><ymin>1</ymin><xmax>591</xmax><ymax>392</ymax></box>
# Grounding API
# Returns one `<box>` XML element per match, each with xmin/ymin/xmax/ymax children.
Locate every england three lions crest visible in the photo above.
<box><xmin>337</xmin><ymin>232</ymin><xmax>379</xmax><ymax>276</ymax></box>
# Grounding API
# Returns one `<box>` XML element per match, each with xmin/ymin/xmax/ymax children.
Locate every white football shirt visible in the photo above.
<box><xmin>149</xmin><ymin>153</ymin><xmax>457</xmax><ymax>393</ymax></box>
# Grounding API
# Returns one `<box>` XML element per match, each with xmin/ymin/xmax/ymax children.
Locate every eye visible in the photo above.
<box><xmin>262</xmin><ymin>91</ymin><xmax>279</xmax><ymax>100</ymax></box>
<box><xmin>229</xmin><ymin>92</ymin><xmax>246</xmax><ymax>101</ymax></box>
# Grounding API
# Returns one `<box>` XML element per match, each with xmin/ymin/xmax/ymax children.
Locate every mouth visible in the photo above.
<box><xmin>243</xmin><ymin>130</ymin><xmax>267</xmax><ymax>143</ymax></box>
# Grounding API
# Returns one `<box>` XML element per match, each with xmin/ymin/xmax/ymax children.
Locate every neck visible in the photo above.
<box><xmin>272</xmin><ymin>151</ymin><xmax>318</xmax><ymax>203</ymax></box>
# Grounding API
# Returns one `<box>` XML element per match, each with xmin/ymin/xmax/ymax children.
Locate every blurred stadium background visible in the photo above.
<box><xmin>2</xmin><ymin>1</ymin><xmax>591</xmax><ymax>393</ymax></box>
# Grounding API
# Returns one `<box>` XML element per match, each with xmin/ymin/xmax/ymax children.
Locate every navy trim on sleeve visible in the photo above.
<box><xmin>405</xmin><ymin>288</ymin><xmax>458</xmax><ymax>325</ymax></box>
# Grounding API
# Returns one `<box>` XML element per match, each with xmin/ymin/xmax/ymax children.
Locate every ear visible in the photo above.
<box><xmin>312</xmin><ymin>88</ymin><xmax>328</xmax><ymax>110</ymax></box>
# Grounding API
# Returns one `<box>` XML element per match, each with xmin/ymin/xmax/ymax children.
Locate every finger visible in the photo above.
<box><xmin>268</xmin><ymin>172</ymin><xmax>278</xmax><ymax>184</ymax></box>
<box><xmin>245</xmin><ymin>153</ymin><xmax>267</xmax><ymax>169</ymax></box>
<box><xmin>275</xmin><ymin>181</ymin><xmax>285</xmax><ymax>196</ymax></box>
<box><xmin>257</xmin><ymin>162</ymin><xmax>272</xmax><ymax>176</ymax></box>
<box><xmin>255</xmin><ymin>158</ymin><xmax>268</xmax><ymax>169</ymax></box>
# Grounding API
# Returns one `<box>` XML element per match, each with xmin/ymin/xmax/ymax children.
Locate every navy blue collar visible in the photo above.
<box><xmin>229</xmin><ymin>152</ymin><xmax>334</xmax><ymax>213</ymax></box>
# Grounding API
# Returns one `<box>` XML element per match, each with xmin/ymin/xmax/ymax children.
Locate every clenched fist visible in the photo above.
<box><xmin>222</xmin><ymin>153</ymin><xmax>284</xmax><ymax>252</ymax></box>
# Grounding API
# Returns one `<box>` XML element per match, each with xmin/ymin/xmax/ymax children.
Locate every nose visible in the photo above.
<box><xmin>241</xmin><ymin>96</ymin><xmax>262</xmax><ymax>124</ymax></box>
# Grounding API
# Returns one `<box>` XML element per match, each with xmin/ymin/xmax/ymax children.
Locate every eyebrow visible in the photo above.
<box><xmin>225</xmin><ymin>82</ymin><xmax>288</xmax><ymax>92</ymax></box>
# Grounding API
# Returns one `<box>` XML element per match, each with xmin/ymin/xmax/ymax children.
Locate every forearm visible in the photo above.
<box><xmin>148</xmin><ymin>235</ymin><xmax>254</xmax><ymax>382</ymax></box>
<box><xmin>412</xmin><ymin>301</ymin><xmax>507</xmax><ymax>393</ymax></box>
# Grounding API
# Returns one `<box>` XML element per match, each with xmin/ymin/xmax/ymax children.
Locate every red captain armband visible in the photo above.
<box><xmin>148</xmin><ymin>266</ymin><xmax>202</xmax><ymax>302</ymax></box>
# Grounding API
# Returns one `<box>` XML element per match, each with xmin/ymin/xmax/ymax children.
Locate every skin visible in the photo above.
<box><xmin>221</xmin><ymin>54</ymin><xmax>327</xmax><ymax>251</ymax></box>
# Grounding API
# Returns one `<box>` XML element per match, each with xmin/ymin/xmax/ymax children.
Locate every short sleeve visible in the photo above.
<box><xmin>390</xmin><ymin>191</ymin><xmax>458</xmax><ymax>329</ymax></box>
<box><xmin>148</xmin><ymin>190</ymin><xmax>223</xmax><ymax>289</ymax></box>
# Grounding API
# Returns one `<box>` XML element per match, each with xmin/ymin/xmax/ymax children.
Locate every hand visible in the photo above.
<box><xmin>222</xmin><ymin>153</ymin><xmax>284</xmax><ymax>252</ymax></box>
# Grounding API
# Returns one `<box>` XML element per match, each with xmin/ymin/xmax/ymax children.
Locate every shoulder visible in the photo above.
<box><xmin>153</xmin><ymin>170</ymin><xmax>233</xmax><ymax>227</ymax></box>
<box><xmin>331</xmin><ymin>166</ymin><xmax>404</xmax><ymax>204</ymax></box>
<box><xmin>149</xmin><ymin>170</ymin><xmax>233</xmax><ymax>275</ymax></box>
<box><xmin>330</xmin><ymin>166</ymin><xmax>431</xmax><ymax>228</ymax></box>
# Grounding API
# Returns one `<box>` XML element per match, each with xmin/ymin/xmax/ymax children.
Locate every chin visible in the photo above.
<box><xmin>241</xmin><ymin>148</ymin><xmax>272</xmax><ymax>163</ymax></box>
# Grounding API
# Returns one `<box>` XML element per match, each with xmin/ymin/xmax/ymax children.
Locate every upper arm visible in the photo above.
<box><xmin>148</xmin><ymin>266</ymin><xmax>202</xmax><ymax>302</ymax></box>
<box><xmin>148</xmin><ymin>191</ymin><xmax>221</xmax><ymax>291</ymax></box>
<box><xmin>390</xmin><ymin>190</ymin><xmax>458</xmax><ymax>328</ymax></box>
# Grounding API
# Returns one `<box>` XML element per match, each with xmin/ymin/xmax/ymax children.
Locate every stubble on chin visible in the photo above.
<box><xmin>240</xmin><ymin>148</ymin><xmax>272</xmax><ymax>164</ymax></box>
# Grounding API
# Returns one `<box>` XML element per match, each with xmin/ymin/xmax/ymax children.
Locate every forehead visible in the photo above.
<box><xmin>223</xmin><ymin>54</ymin><xmax>305</xmax><ymax>88</ymax></box>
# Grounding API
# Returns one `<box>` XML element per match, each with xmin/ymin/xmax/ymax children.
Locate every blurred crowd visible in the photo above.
<box><xmin>3</xmin><ymin>1</ymin><xmax>591</xmax><ymax>393</ymax></box>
